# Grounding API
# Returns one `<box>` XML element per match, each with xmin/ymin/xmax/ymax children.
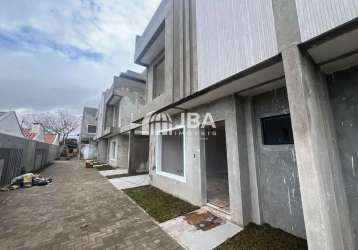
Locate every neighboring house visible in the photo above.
<box><xmin>22</xmin><ymin>124</ymin><xmax>59</xmax><ymax>145</ymax></box>
<box><xmin>0</xmin><ymin>111</ymin><xmax>24</xmax><ymax>138</ymax></box>
<box><xmin>44</xmin><ymin>133</ymin><xmax>59</xmax><ymax>145</ymax></box>
<box><xmin>79</xmin><ymin>107</ymin><xmax>98</xmax><ymax>159</ymax></box>
<box><xmin>95</xmin><ymin>70</ymin><xmax>147</xmax><ymax>171</ymax></box>
<box><xmin>0</xmin><ymin>112</ymin><xmax>61</xmax><ymax>185</ymax></box>
<box><xmin>22</xmin><ymin>123</ymin><xmax>45</xmax><ymax>142</ymax></box>
<box><xmin>120</xmin><ymin>1</ymin><xmax>358</xmax><ymax>249</ymax></box>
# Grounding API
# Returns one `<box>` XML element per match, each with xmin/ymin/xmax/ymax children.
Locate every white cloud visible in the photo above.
<box><xmin>0</xmin><ymin>0</ymin><xmax>161</xmax><ymax>114</ymax></box>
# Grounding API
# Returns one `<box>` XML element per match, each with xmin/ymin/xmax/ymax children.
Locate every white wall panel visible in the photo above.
<box><xmin>196</xmin><ymin>0</ymin><xmax>278</xmax><ymax>90</ymax></box>
<box><xmin>296</xmin><ymin>0</ymin><xmax>358</xmax><ymax>41</ymax></box>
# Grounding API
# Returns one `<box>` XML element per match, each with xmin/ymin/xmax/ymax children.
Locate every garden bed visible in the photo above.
<box><xmin>215</xmin><ymin>223</ymin><xmax>307</xmax><ymax>250</ymax></box>
<box><xmin>123</xmin><ymin>185</ymin><xmax>199</xmax><ymax>223</ymax></box>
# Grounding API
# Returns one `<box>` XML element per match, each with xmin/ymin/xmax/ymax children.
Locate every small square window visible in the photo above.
<box><xmin>261</xmin><ymin>114</ymin><xmax>294</xmax><ymax>145</ymax></box>
<box><xmin>87</xmin><ymin>125</ymin><xmax>96</xmax><ymax>134</ymax></box>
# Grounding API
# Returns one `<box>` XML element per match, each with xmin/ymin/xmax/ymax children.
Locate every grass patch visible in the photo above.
<box><xmin>123</xmin><ymin>185</ymin><xmax>199</xmax><ymax>223</ymax></box>
<box><xmin>215</xmin><ymin>223</ymin><xmax>307</xmax><ymax>250</ymax></box>
<box><xmin>106</xmin><ymin>173</ymin><xmax>147</xmax><ymax>179</ymax></box>
<box><xmin>95</xmin><ymin>165</ymin><xmax>114</xmax><ymax>171</ymax></box>
<box><xmin>106</xmin><ymin>174</ymin><xmax>129</xmax><ymax>179</ymax></box>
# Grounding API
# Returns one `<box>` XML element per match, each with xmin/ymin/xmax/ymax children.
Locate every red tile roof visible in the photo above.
<box><xmin>44</xmin><ymin>133</ymin><xmax>57</xmax><ymax>144</ymax></box>
<box><xmin>22</xmin><ymin>128</ymin><xmax>37</xmax><ymax>140</ymax></box>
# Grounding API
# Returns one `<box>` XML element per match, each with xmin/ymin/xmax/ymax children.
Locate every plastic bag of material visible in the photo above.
<box><xmin>10</xmin><ymin>173</ymin><xmax>34</xmax><ymax>187</ymax></box>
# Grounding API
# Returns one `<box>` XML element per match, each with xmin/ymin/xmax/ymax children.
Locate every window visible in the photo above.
<box><xmin>261</xmin><ymin>114</ymin><xmax>294</xmax><ymax>145</ymax></box>
<box><xmin>156</xmin><ymin>127</ymin><xmax>185</xmax><ymax>181</ymax></box>
<box><xmin>112</xmin><ymin>105</ymin><xmax>118</xmax><ymax>127</ymax></box>
<box><xmin>110</xmin><ymin>141</ymin><xmax>117</xmax><ymax>160</ymax></box>
<box><xmin>153</xmin><ymin>56</ymin><xmax>165</xmax><ymax>98</ymax></box>
<box><xmin>87</xmin><ymin>125</ymin><xmax>97</xmax><ymax>134</ymax></box>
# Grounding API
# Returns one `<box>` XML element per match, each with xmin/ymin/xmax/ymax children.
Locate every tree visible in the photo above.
<box><xmin>24</xmin><ymin>110</ymin><xmax>80</xmax><ymax>144</ymax></box>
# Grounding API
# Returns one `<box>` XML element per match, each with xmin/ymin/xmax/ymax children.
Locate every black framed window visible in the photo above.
<box><xmin>261</xmin><ymin>114</ymin><xmax>294</xmax><ymax>145</ymax></box>
<box><xmin>87</xmin><ymin>125</ymin><xmax>97</xmax><ymax>134</ymax></box>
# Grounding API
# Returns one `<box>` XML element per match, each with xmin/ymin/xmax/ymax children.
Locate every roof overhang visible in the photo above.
<box><xmin>300</xmin><ymin>17</ymin><xmax>358</xmax><ymax>74</ymax></box>
<box><xmin>132</xmin><ymin>54</ymin><xmax>284</xmax><ymax>123</ymax></box>
<box><xmin>106</xmin><ymin>94</ymin><xmax>121</xmax><ymax>106</ymax></box>
<box><xmin>134</xmin><ymin>0</ymin><xmax>170</xmax><ymax>66</ymax></box>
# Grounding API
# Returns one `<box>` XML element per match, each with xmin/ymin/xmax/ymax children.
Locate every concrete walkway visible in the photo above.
<box><xmin>108</xmin><ymin>175</ymin><xmax>150</xmax><ymax>190</ymax></box>
<box><xmin>0</xmin><ymin>160</ymin><xmax>181</xmax><ymax>250</ymax></box>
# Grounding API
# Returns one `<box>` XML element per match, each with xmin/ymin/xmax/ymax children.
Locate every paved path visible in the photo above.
<box><xmin>0</xmin><ymin>160</ymin><xmax>182</xmax><ymax>250</ymax></box>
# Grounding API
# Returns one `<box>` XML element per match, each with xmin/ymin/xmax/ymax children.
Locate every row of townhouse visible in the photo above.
<box><xmin>89</xmin><ymin>1</ymin><xmax>358</xmax><ymax>249</ymax></box>
<box><xmin>94</xmin><ymin>70</ymin><xmax>148</xmax><ymax>174</ymax></box>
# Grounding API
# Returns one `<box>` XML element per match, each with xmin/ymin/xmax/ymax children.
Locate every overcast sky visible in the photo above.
<box><xmin>0</xmin><ymin>0</ymin><xmax>160</xmax><ymax>115</ymax></box>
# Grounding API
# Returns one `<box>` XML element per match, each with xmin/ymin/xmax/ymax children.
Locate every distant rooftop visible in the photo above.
<box><xmin>22</xmin><ymin>128</ymin><xmax>37</xmax><ymax>140</ymax></box>
<box><xmin>44</xmin><ymin>133</ymin><xmax>57</xmax><ymax>144</ymax></box>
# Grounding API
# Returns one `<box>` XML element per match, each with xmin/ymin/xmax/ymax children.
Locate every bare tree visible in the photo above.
<box><xmin>25</xmin><ymin>110</ymin><xmax>80</xmax><ymax>144</ymax></box>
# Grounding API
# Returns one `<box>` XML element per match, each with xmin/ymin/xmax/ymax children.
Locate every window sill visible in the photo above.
<box><xmin>156</xmin><ymin>170</ymin><xmax>186</xmax><ymax>183</ymax></box>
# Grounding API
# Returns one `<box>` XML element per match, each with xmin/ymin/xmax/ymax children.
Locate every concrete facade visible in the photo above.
<box><xmin>126</xmin><ymin>0</ymin><xmax>358</xmax><ymax>249</ymax></box>
<box><xmin>328</xmin><ymin>66</ymin><xmax>358</xmax><ymax>244</ymax></box>
<box><xmin>91</xmin><ymin>0</ymin><xmax>358</xmax><ymax>249</ymax></box>
<box><xmin>95</xmin><ymin>71</ymin><xmax>146</xmax><ymax>169</ymax></box>
<box><xmin>252</xmin><ymin>88</ymin><xmax>305</xmax><ymax>238</ymax></box>
<box><xmin>79</xmin><ymin>107</ymin><xmax>98</xmax><ymax>160</ymax></box>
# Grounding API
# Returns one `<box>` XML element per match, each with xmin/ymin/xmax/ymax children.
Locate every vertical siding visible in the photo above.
<box><xmin>296</xmin><ymin>0</ymin><xmax>358</xmax><ymax>41</ymax></box>
<box><xmin>195</xmin><ymin>0</ymin><xmax>278</xmax><ymax>90</ymax></box>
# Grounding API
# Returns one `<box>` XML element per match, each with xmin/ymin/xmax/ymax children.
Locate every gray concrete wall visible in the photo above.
<box><xmin>149</xmin><ymin>96</ymin><xmax>249</xmax><ymax>226</ymax></box>
<box><xmin>283</xmin><ymin>46</ymin><xmax>355</xmax><ymax>250</ymax></box>
<box><xmin>96</xmin><ymin>92</ymin><xmax>107</xmax><ymax>139</ymax></box>
<box><xmin>107</xmin><ymin>135</ymin><xmax>129</xmax><ymax>169</ymax></box>
<box><xmin>252</xmin><ymin>87</ymin><xmax>305</xmax><ymax>238</ymax></box>
<box><xmin>138</xmin><ymin>2</ymin><xmax>174</xmax><ymax>119</ymax></box>
<box><xmin>80</xmin><ymin>107</ymin><xmax>97</xmax><ymax>142</ymax></box>
<box><xmin>0</xmin><ymin>133</ymin><xmax>60</xmax><ymax>185</ymax></box>
<box><xmin>149</xmin><ymin>117</ymin><xmax>203</xmax><ymax>206</ymax></box>
<box><xmin>328</xmin><ymin>66</ymin><xmax>358</xmax><ymax>245</ymax></box>
<box><xmin>134</xmin><ymin>0</ymin><xmax>197</xmax><ymax>120</ymax></box>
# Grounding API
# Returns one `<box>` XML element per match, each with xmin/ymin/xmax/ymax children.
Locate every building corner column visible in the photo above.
<box><xmin>226</xmin><ymin>95</ymin><xmax>252</xmax><ymax>226</ymax></box>
<box><xmin>272</xmin><ymin>0</ymin><xmax>355</xmax><ymax>248</ymax></box>
<box><xmin>282</xmin><ymin>46</ymin><xmax>355</xmax><ymax>250</ymax></box>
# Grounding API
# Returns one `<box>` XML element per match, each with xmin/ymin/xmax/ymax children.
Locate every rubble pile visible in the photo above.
<box><xmin>1</xmin><ymin>173</ymin><xmax>53</xmax><ymax>191</ymax></box>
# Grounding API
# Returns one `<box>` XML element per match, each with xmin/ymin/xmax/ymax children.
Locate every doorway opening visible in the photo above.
<box><xmin>204</xmin><ymin>120</ymin><xmax>230</xmax><ymax>211</ymax></box>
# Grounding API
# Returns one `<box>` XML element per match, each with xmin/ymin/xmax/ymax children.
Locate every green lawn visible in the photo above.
<box><xmin>215</xmin><ymin>223</ymin><xmax>307</xmax><ymax>250</ymax></box>
<box><xmin>95</xmin><ymin>165</ymin><xmax>114</xmax><ymax>171</ymax></box>
<box><xmin>106</xmin><ymin>173</ymin><xmax>147</xmax><ymax>179</ymax></box>
<box><xmin>123</xmin><ymin>185</ymin><xmax>199</xmax><ymax>223</ymax></box>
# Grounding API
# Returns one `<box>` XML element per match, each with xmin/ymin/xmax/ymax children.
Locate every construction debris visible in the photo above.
<box><xmin>85</xmin><ymin>160</ymin><xmax>114</xmax><ymax>171</ymax></box>
<box><xmin>0</xmin><ymin>173</ymin><xmax>53</xmax><ymax>191</ymax></box>
<box><xmin>184</xmin><ymin>210</ymin><xmax>224</xmax><ymax>231</ymax></box>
